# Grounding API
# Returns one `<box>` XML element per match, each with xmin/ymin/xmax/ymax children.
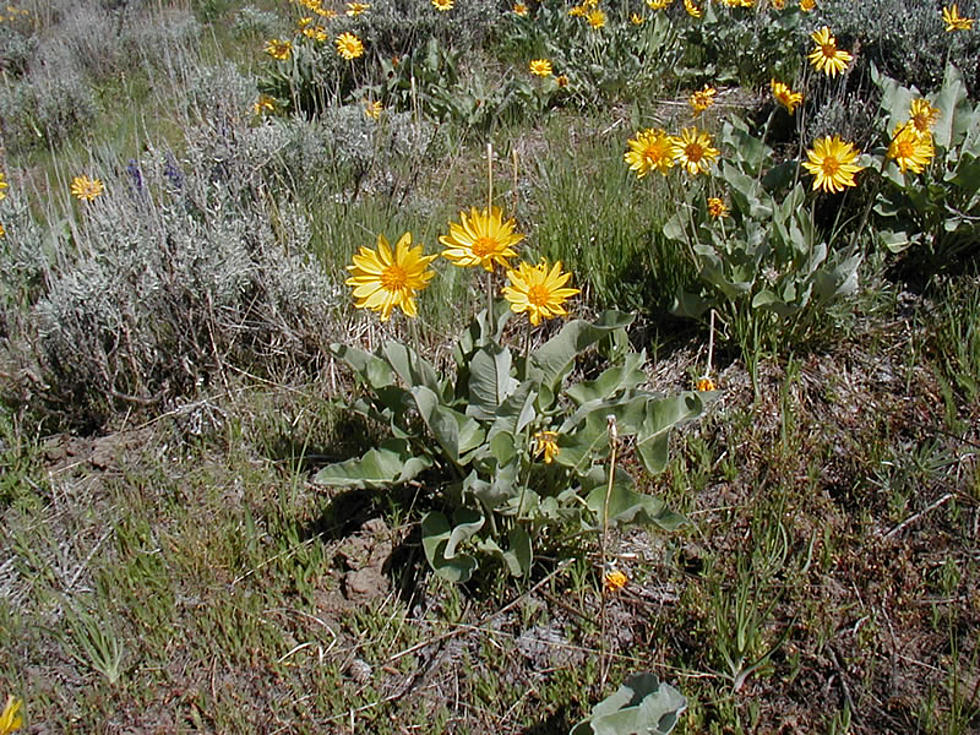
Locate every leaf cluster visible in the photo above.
<box><xmin>315</xmin><ymin>302</ymin><xmax>705</xmax><ymax>581</ymax></box>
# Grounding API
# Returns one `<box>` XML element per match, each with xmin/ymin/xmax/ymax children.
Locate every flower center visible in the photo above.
<box><xmin>528</xmin><ymin>284</ymin><xmax>551</xmax><ymax>307</ymax></box>
<box><xmin>380</xmin><ymin>265</ymin><xmax>408</xmax><ymax>291</ymax></box>
<box><xmin>685</xmin><ymin>143</ymin><xmax>704</xmax><ymax>162</ymax></box>
<box><xmin>644</xmin><ymin>142</ymin><xmax>666</xmax><ymax>163</ymax></box>
<box><xmin>912</xmin><ymin>115</ymin><xmax>928</xmax><ymax>132</ymax></box>
<box><xmin>897</xmin><ymin>140</ymin><xmax>916</xmax><ymax>158</ymax></box>
<box><xmin>821</xmin><ymin>156</ymin><xmax>840</xmax><ymax>176</ymax></box>
<box><xmin>472</xmin><ymin>236</ymin><xmax>498</xmax><ymax>257</ymax></box>
<box><xmin>821</xmin><ymin>43</ymin><xmax>837</xmax><ymax>58</ymax></box>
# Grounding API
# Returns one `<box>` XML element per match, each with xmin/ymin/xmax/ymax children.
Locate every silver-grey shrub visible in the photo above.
<box><xmin>5</xmin><ymin>120</ymin><xmax>342</xmax><ymax>429</ymax></box>
<box><xmin>817</xmin><ymin>0</ymin><xmax>980</xmax><ymax>96</ymax></box>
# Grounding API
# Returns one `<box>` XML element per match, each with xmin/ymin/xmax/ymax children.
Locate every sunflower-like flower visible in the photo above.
<box><xmin>771</xmin><ymin>79</ymin><xmax>803</xmax><ymax>114</ymax></box>
<box><xmin>0</xmin><ymin>696</ymin><xmax>23</xmax><ymax>734</ymax></box>
<box><xmin>646</xmin><ymin>0</ymin><xmax>671</xmax><ymax>8</ymax></box>
<box><xmin>887</xmin><ymin>123</ymin><xmax>935</xmax><ymax>175</ymax></box>
<box><xmin>603</xmin><ymin>569</ymin><xmax>628</xmax><ymax>592</ymax></box>
<box><xmin>364</xmin><ymin>100</ymin><xmax>383</xmax><ymax>119</ymax></box>
<box><xmin>253</xmin><ymin>94</ymin><xmax>277</xmax><ymax>115</ymax></box>
<box><xmin>513</xmin><ymin>2</ymin><xmax>529</xmax><ymax>15</ymax></box>
<box><xmin>440</xmin><ymin>206</ymin><xmax>524</xmax><ymax>271</ymax></box>
<box><xmin>0</xmin><ymin>173</ymin><xmax>8</xmax><ymax>201</ymax></box>
<box><xmin>346</xmin><ymin>233</ymin><xmax>437</xmax><ymax>321</ymax></box>
<box><xmin>801</xmin><ymin>135</ymin><xmax>865</xmax><ymax>193</ymax></box>
<box><xmin>671</xmin><ymin>127</ymin><xmax>720</xmax><ymax>175</ymax></box>
<box><xmin>695</xmin><ymin>377</ymin><xmax>716</xmax><ymax>391</ymax></box>
<box><xmin>586</xmin><ymin>8</ymin><xmax>606</xmax><ymax>27</ymax></box>
<box><xmin>909</xmin><ymin>98</ymin><xmax>940</xmax><ymax>133</ymax></box>
<box><xmin>346</xmin><ymin>2</ymin><xmax>370</xmax><ymax>15</ymax></box>
<box><xmin>799</xmin><ymin>0</ymin><xmax>815</xmax><ymax>10</ymax></box>
<box><xmin>807</xmin><ymin>27</ymin><xmax>852</xmax><ymax>77</ymax></box>
<box><xmin>631</xmin><ymin>12</ymin><xmax>645</xmax><ymax>23</ymax></box>
<box><xmin>684</xmin><ymin>0</ymin><xmax>702</xmax><ymax>17</ymax></box>
<box><xmin>503</xmin><ymin>260</ymin><xmax>580</xmax><ymax>326</ymax></box>
<box><xmin>533</xmin><ymin>430</ymin><xmax>560</xmax><ymax>464</ymax></box>
<box><xmin>942</xmin><ymin>4</ymin><xmax>974</xmax><ymax>30</ymax></box>
<box><xmin>303</xmin><ymin>24</ymin><xmax>328</xmax><ymax>41</ymax></box>
<box><xmin>264</xmin><ymin>38</ymin><xmax>292</xmax><ymax>60</ymax></box>
<box><xmin>689</xmin><ymin>84</ymin><xmax>717</xmax><ymax>114</ymax></box>
<box><xmin>707</xmin><ymin>197</ymin><xmax>729</xmax><ymax>218</ymax></box>
<box><xmin>432</xmin><ymin>0</ymin><xmax>454</xmax><ymax>10</ymax></box>
<box><xmin>569</xmin><ymin>4</ymin><xmax>586</xmax><ymax>15</ymax></box>
<box><xmin>334</xmin><ymin>32</ymin><xmax>364</xmax><ymax>60</ymax></box>
<box><xmin>771</xmin><ymin>0</ymin><xmax>786</xmax><ymax>8</ymax></box>
<box><xmin>624</xmin><ymin>128</ymin><xmax>675</xmax><ymax>178</ymax></box>
<box><xmin>529</xmin><ymin>59</ymin><xmax>553</xmax><ymax>77</ymax></box>
<box><xmin>70</xmin><ymin>175</ymin><xmax>104</xmax><ymax>201</ymax></box>
<box><xmin>556</xmin><ymin>74</ymin><xmax>570</xmax><ymax>88</ymax></box>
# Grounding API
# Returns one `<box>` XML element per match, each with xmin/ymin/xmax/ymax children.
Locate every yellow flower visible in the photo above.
<box><xmin>771</xmin><ymin>79</ymin><xmax>803</xmax><ymax>114</ymax></box>
<box><xmin>807</xmin><ymin>27</ymin><xmax>852</xmax><ymax>77</ymax></box>
<box><xmin>529</xmin><ymin>58</ymin><xmax>553</xmax><ymax>77</ymax></box>
<box><xmin>297</xmin><ymin>16</ymin><xmax>314</xmax><ymax>28</ymax></box>
<box><xmin>770</xmin><ymin>0</ymin><xmax>785</xmax><ymax>8</ymax></box>
<box><xmin>695</xmin><ymin>376</ymin><xmax>716</xmax><ymax>391</ymax></box>
<box><xmin>345</xmin><ymin>233</ymin><xmax>437</xmax><ymax>321</ymax></box>
<box><xmin>646</xmin><ymin>0</ymin><xmax>671</xmax><ymax>8</ymax></box>
<box><xmin>364</xmin><ymin>100</ymin><xmax>383</xmax><ymax>119</ymax></box>
<box><xmin>303</xmin><ymin>25</ymin><xmax>328</xmax><ymax>41</ymax></box>
<box><xmin>942</xmin><ymin>4</ymin><xmax>974</xmax><ymax>30</ymax></box>
<box><xmin>0</xmin><ymin>696</ymin><xmax>23</xmax><ymax>734</ymax></box>
<box><xmin>631</xmin><ymin>13</ymin><xmax>645</xmax><ymax>23</ymax></box>
<box><xmin>586</xmin><ymin>8</ymin><xmax>606</xmax><ymax>27</ymax></box>
<box><xmin>440</xmin><ymin>206</ymin><xmax>524</xmax><ymax>271</ymax></box>
<box><xmin>569</xmin><ymin>4</ymin><xmax>586</xmax><ymax>16</ymax></box>
<box><xmin>798</xmin><ymin>0</ymin><xmax>815</xmax><ymax>10</ymax></box>
<box><xmin>624</xmin><ymin>128</ymin><xmax>675</xmax><ymax>178</ymax></box>
<box><xmin>801</xmin><ymin>136</ymin><xmax>865</xmax><ymax>193</ymax></box>
<box><xmin>513</xmin><ymin>2</ymin><xmax>529</xmax><ymax>15</ymax></box>
<box><xmin>671</xmin><ymin>127</ymin><xmax>720</xmax><ymax>175</ymax></box>
<box><xmin>253</xmin><ymin>94</ymin><xmax>277</xmax><ymax>115</ymax></box>
<box><xmin>503</xmin><ymin>260</ymin><xmax>580</xmax><ymax>326</ymax></box>
<box><xmin>70</xmin><ymin>175</ymin><xmax>104</xmax><ymax>201</ymax></box>
<box><xmin>0</xmin><ymin>172</ymin><xmax>8</xmax><ymax>200</ymax></box>
<box><xmin>533</xmin><ymin>430</ymin><xmax>560</xmax><ymax>464</ymax></box>
<box><xmin>334</xmin><ymin>32</ymin><xmax>364</xmax><ymax>60</ymax></box>
<box><xmin>432</xmin><ymin>0</ymin><xmax>454</xmax><ymax>10</ymax></box>
<box><xmin>603</xmin><ymin>569</ymin><xmax>628</xmax><ymax>592</ymax></box>
<box><xmin>317</xmin><ymin>7</ymin><xmax>338</xmax><ymax>17</ymax></box>
<box><xmin>346</xmin><ymin>2</ymin><xmax>370</xmax><ymax>15</ymax></box>
<box><xmin>264</xmin><ymin>38</ymin><xmax>292</xmax><ymax>61</ymax></box>
<box><xmin>909</xmin><ymin>98</ymin><xmax>940</xmax><ymax>134</ymax></box>
<box><xmin>689</xmin><ymin>84</ymin><xmax>717</xmax><ymax>114</ymax></box>
<box><xmin>556</xmin><ymin>74</ymin><xmax>570</xmax><ymax>87</ymax></box>
<box><xmin>706</xmin><ymin>197</ymin><xmax>728</xmax><ymax>218</ymax></box>
<box><xmin>0</xmin><ymin>222</ymin><xmax>5</xmax><ymax>239</ymax></box>
<box><xmin>887</xmin><ymin>123</ymin><xmax>935</xmax><ymax>175</ymax></box>
<box><xmin>684</xmin><ymin>0</ymin><xmax>702</xmax><ymax>17</ymax></box>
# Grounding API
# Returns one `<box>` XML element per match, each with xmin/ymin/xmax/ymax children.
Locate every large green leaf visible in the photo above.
<box><xmin>312</xmin><ymin>438</ymin><xmax>432</xmax><ymax>489</ymax></box>
<box><xmin>636</xmin><ymin>392</ymin><xmax>704</xmax><ymax>475</ymax></box>
<box><xmin>467</xmin><ymin>343</ymin><xmax>519</xmax><ymax>420</ymax></box>
<box><xmin>330</xmin><ymin>343</ymin><xmax>394</xmax><ymax>390</ymax></box>
<box><xmin>410</xmin><ymin>385</ymin><xmax>485</xmax><ymax>464</ymax></box>
<box><xmin>528</xmin><ymin>311</ymin><xmax>634</xmax><ymax>390</ymax></box>
<box><xmin>421</xmin><ymin>511</ymin><xmax>478</xmax><ymax>583</ymax></box>
<box><xmin>382</xmin><ymin>341</ymin><xmax>444</xmax><ymax>396</ymax></box>
<box><xmin>565</xmin><ymin>351</ymin><xmax>647</xmax><ymax>406</ymax></box>
<box><xmin>570</xmin><ymin>674</ymin><xmax>687</xmax><ymax>735</ymax></box>
<box><xmin>584</xmin><ymin>466</ymin><xmax>687</xmax><ymax>531</ymax></box>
